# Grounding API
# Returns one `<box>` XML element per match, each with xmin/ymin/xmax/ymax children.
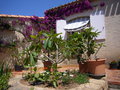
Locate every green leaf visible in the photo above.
<box><xmin>32</xmin><ymin>52</ymin><xmax>38</xmax><ymax>57</ymax></box>
<box><xmin>44</xmin><ymin>38</ymin><xmax>49</xmax><ymax>49</ymax></box>
<box><xmin>30</xmin><ymin>53</ymin><xmax>35</xmax><ymax>66</ymax></box>
<box><xmin>34</xmin><ymin>67</ymin><xmax>37</xmax><ymax>72</ymax></box>
<box><xmin>48</xmin><ymin>40</ymin><xmax>52</xmax><ymax>48</ymax></box>
<box><xmin>38</xmin><ymin>78</ymin><xmax>45</xmax><ymax>82</ymax></box>
<box><xmin>53</xmin><ymin>81</ymin><xmax>57</xmax><ymax>88</ymax></box>
<box><xmin>34</xmin><ymin>73</ymin><xmax>39</xmax><ymax>78</ymax></box>
<box><xmin>42</xmin><ymin>33</ymin><xmax>49</xmax><ymax>37</ymax></box>
<box><xmin>30</xmin><ymin>35</ymin><xmax>37</xmax><ymax>39</ymax></box>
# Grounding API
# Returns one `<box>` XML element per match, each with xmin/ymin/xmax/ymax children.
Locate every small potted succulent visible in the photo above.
<box><xmin>109</xmin><ymin>60</ymin><xmax>118</xmax><ymax>69</ymax></box>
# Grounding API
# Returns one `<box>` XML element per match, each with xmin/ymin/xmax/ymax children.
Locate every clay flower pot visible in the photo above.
<box><xmin>79</xmin><ymin>59</ymin><xmax>106</xmax><ymax>75</ymax></box>
<box><xmin>87</xmin><ymin>59</ymin><xmax>106</xmax><ymax>75</ymax></box>
<box><xmin>43</xmin><ymin>61</ymin><xmax>52</xmax><ymax>71</ymax></box>
<box><xmin>79</xmin><ymin>62</ymin><xmax>88</xmax><ymax>73</ymax></box>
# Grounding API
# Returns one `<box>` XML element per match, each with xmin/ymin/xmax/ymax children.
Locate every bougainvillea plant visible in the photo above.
<box><xmin>44</xmin><ymin>0</ymin><xmax>93</xmax><ymax>31</ymax></box>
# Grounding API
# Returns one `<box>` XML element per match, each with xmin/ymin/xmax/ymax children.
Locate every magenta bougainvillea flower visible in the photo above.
<box><xmin>100</xmin><ymin>2</ymin><xmax>105</xmax><ymax>7</ymax></box>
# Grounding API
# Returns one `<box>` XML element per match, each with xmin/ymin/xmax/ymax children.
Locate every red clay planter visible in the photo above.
<box><xmin>79</xmin><ymin>59</ymin><xmax>106</xmax><ymax>75</ymax></box>
<box><xmin>43</xmin><ymin>61</ymin><xmax>52</xmax><ymax>71</ymax></box>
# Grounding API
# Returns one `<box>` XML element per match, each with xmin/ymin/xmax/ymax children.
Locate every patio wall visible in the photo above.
<box><xmin>0</xmin><ymin>18</ymin><xmax>25</xmax><ymax>68</ymax></box>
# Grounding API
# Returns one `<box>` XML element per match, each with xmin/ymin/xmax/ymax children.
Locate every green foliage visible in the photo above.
<box><xmin>82</xmin><ymin>27</ymin><xmax>100</xmax><ymax>59</ymax></box>
<box><xmin>21</xmin><ymin>47</ymin><xmax>38</xmax><ymax>67</ymax></box>
<box><xmin>73</xmin><ymin>73</ymin><xmax>89</xmax><ymax>84</ymax></box>
<box><xmin>41</xmin><ymin>30</ymin><xmax>68</xmax><ymax>68</ymax></box>
<box><xmin>61</xmin><ymin>72</ymin><xmax>72</xmax><ymax>85</ymax></box>
<box><xmin>43</xmin><ymin>31</ymin><xmax>62</xmax><ymax>51</ymax></box>
<box><xmin>110</xmin><ymin>60</ymin><xmax>117</xmax><ymax>64</ymax></box>
<box><xmin>0</xmin><ymin>63</ymin><xmax>11</xmax><ymax>90</ymax></box>
<box><xmin>23</xmin><ymin>69</ymin><xmax>89</xmax><ymax>88</ymax></box>
<box><xmin>66</xmin><ymin>27</ymin><xmax>104</xmax><ymax>62</ymax></box>
<box><xmin>19</xmin><ymin>31</ymin><xmax>44</xmax><ymax>68</ymax></box>
<box><xmin>66</xmin><ymin>31</ymin><xmax>86</xmax><ymax>62</ymax></box>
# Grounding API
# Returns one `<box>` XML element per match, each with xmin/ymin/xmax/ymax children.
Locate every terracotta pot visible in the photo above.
<box><xmin>87</xmin><ymin>59</ymin><xmax>106</xmax><ymax>75</ymax></box>
<box><xmin>79</xmin><ymin>59</ymin><xmax>106</xmax><ymax>75</ymax></box>
<box><xmin>79</xmin><ymin>62</ymin><xmax>89</xmax><ymax>73</ymax></box>
<box><xmin>43</xmin><ymin>61</ymin><xmax>52</xmax><ymax>71</ymax></box>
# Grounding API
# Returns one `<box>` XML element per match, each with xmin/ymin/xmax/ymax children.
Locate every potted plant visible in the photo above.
<box><xmin>109</xmin><ymin>60</ymin><xmax>118</xmax><ymax>69</ymax></box>
<box><xmin>82</xmin><ymin>27</ymin><xmax>106</xmax><ymax>76</ymax></box>
<box><xmin>66</xmin><ymin>31</ymin><xmax>88</xmax><ymax>73</ymax></box>
<box><xmin>67</xmin><ymin>27</ymin><xmax>105</xmax><ymax>77</ymax></box>
<box><xmin>11</xmin><ymin>47</ymin><xmax>24</xmax><ymax>71</ymax></box>
<box><xmin>39</xmin><ymin>31</ymin><xmax>69</xmax><ymax>71</ymax></box>
<box><xmin>14</xmin><ymin>54</ymin><xmax>24</xmax><ymax>71</ymax></box>
<box><xmin>14</xmin><ymin>63</ymin><xmax>24</xmax><ymax>71</ymax></box>
<box><xmin>84</xmin><ymin>28</ymin><xmax>106</xmax><ymax>76</ymax></box>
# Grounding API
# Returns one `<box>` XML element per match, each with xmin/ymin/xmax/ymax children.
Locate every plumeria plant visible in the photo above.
<box><xmin>66</xmin><ymin>27</ymin><xmax>104</xmax><ymax>63</ymax></box>
<box><xmin>39</xmin><ymin>31</ymin><xmax>69</xmax><ymax>71</ymax></box>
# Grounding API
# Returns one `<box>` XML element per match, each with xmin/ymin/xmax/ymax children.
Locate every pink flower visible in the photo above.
<box><xmin>100</xmin><ymin>2</ymin><xmax>105</xmax><ymax>7</ymax></box>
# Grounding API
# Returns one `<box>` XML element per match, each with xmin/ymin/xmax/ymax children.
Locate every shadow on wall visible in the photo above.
<box><xmin>0</xmin><ymin>30</ymin><xmax>24</xmax><ymax>69</ymax></box>
<box><xmin>105</xmin><ymin>0</ymin><xmax>120</xmax><ymax>16</ymax></box>
<box><xmin>91</xmin><ymin>0</ymin><xmax>120</xmax><ymax>17</ymax></box>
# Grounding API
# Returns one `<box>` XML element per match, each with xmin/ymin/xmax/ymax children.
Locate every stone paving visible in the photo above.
<box><xmin>8</xmin><ymin>75</ymin><xmax>108</xmax><ymax>90</ymax></box>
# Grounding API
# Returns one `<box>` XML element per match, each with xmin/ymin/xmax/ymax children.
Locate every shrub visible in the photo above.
<box><xmin>0</xmin><ymin>63</ymin><xmax>11</xmax><ymax>90</ymax></box>
<box><xmin>23</xmin><ymin>70</ymin><xmax>89</xmax><ymax>88</ymax></box>
<box><xmin>61</xmin><ymin>72</ymin><xmax>72</xmax><ymax>85</ymax></box>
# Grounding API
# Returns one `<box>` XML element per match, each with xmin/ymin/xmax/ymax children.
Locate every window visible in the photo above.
<box><xmin>64</xmin><ymin>17</ymin><xmax>90</xmax><ymax>39</ymax></box>
<box><xmin>64</xmin><ymin>17</ymin><xmax>90</xmax><ymax>32</ymax></box>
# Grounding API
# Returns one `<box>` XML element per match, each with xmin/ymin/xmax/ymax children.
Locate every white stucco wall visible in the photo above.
<box><xmin>56</xmin><ymin>20</ymin><xmax>67</xmax><ymax>39</ymax></box>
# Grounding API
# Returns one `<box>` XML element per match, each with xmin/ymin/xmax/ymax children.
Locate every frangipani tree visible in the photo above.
<box><xmin>66</xmin><ymin>27</ymin><xmax>104</xmax><ymax>63</ymax></box>
<box><xmin>40</xmin><ymin>31</ymin><xmax>68</xmax><ymax>71</ymax></box>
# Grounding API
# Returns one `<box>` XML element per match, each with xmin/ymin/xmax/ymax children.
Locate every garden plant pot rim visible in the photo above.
<box><xmin>87</xmin><ymin>58</ymin><xmax>106</xmax><ymax>62</ymax></box>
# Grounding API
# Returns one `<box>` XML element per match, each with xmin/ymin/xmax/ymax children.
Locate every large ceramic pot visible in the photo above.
<box><xmin>79</xmin><ymin>62</ymin><xmax>88</xmax><ymax>73</ymax></box>
<box><xmin>79</xmin><ymin>59</ymin><xmax>106</xmax><ymax>75</ymax></box>
<box><xmin>87</xmin><ymin>59</ymin><xmax>106</xmax><ymax>75</ymax></box>
<box><xmin>43</xmin><ymin>61</ymin><xmax>52</xmax><ymax>71</ymax></box>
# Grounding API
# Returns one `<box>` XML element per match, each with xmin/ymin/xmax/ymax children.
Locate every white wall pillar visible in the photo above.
<box><xmin>90</xmin><ymin>10</ymin><xmax>106</xmax><ymax>40</ymax></box>
<box><xmin>56</xmin><ymin>20</ymin><xmax>67</xmax><ymax>39</ymax></box>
